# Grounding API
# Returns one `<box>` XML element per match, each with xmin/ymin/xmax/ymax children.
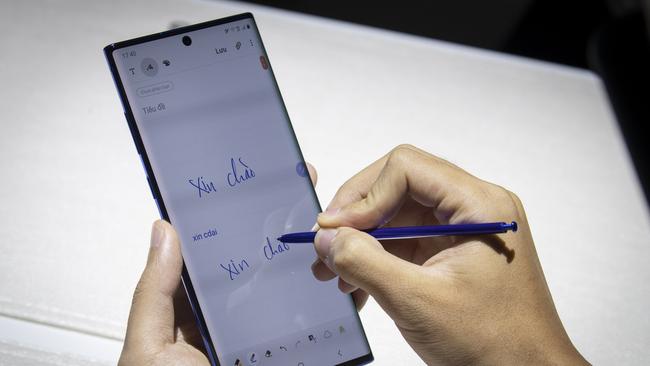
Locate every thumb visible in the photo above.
<box><xmin>123</xmin><ymin>220</ymin><xmax>183</xmax><ymax>353</ymax></box>
<box><xmin>314</xmin><ymin>227</ymin><xmax>421</xmax><ymax>307</ymax></box>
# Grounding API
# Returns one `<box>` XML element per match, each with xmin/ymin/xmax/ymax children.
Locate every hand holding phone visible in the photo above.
<box><xmin>121</xmin><ymin>161</ymin><xmax>316</xmax><ymax>366</ymax></box>
<box><xmin>120</xmin><ymin>220</ymin><xmax>210</xmax><ymax>366</ymax></box>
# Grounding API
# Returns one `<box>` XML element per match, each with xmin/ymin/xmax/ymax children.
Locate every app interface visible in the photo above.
<box><xmin>113</xmin><ymin>18</ymin><xmax>370</xmax><ymax>366</ymax></box>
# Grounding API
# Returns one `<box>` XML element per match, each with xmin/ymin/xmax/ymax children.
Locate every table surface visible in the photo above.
<box><xmin>1</xmin><ymin>0</ymin><xmax>649</xmax><ymax>365</ymax></box>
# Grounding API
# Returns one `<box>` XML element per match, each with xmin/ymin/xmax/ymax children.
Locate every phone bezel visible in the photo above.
<box><xmin>104</xmin><ymin>13</ymin><xmax>374</xmax><ymax>366</ymax></box>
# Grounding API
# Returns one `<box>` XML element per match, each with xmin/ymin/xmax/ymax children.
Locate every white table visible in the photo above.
<box><xmin>1</xmin><ymin>0</ymin><xmax>649</xmax><ymax>365</ymax></box>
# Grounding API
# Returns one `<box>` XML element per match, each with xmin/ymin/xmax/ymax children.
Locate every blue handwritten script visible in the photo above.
<box><xmin>188</xmin><ymin>176</ymin><xmax>217</xmax><ymax>198</ymax></box>
<box><xmin>227</xmin><ymin>157</ymin><xmax>255</xmax><ymax>187</ymax></box>
<box><xmin>220</xmin><ymin>258</ymin><xmax>250</xmax><ymax>280</ymax></box>
<box><xmin>263</xmin><ymin>236</ymin><xmax>290</xmax><ymax>260</ymax></box>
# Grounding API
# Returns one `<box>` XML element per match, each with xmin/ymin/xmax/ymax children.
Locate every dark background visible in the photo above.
<box><xmin>238</xmin><ymin>0</ymin><xmax>650</xmax><ymax>208</ymax></box>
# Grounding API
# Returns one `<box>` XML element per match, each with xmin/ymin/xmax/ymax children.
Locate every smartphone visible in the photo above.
<box><xmin>104</xmin><ymin>13</ymin><xmax>373</xmax><ymax>366</ymax></box>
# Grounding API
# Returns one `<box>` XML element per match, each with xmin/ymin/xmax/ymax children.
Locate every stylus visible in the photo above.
<box><xmin>277</xmin><ymin>221</ymin><xmax>518</xmax><ymax>243</ymax></box>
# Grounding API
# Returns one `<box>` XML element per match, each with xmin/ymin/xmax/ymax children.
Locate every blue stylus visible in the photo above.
<box><xmin>277</xmin><ymin>221</ymin><xmax>517</xmax><ymax>243</ymax></box>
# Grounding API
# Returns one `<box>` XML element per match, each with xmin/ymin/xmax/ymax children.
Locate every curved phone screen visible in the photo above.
<box><xmin>109</xmin><ymin>14</ymin><xmax>372</xmax><ymax>366</ymax></box>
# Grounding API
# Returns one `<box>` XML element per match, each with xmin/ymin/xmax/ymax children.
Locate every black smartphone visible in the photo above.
<box><xmin>104</xmin><ymin>13</ymin><xmax>373</xmax><ymax>366</ymax></box>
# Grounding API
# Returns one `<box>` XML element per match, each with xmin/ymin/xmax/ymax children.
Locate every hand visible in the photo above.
<box><xmin>312</xmin><ymin>145</ymin><xmax>589</xmax><ymax>366</ymax></box>
<box><xmin>118</xmin><ymin>220</ymin><xmax>209</xmax><ymax>366</ymax></box>
<box><xmin>119</xmin><ymin>164</ymin><xmax>318</xmax><ymax>366</ymax></box>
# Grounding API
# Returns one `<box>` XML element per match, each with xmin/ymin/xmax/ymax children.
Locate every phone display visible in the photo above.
<box><xmin>105</xmin><ymin>13</ymin><xmax>372</xmax><ymax>366</ymax></box>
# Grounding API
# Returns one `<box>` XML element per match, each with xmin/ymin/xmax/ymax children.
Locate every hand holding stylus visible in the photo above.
<box><xmin>310</xmin><ymin>145</ymin><xmax>589</xmax><ymax>365</ymax></box>
<box><xmin>119</xmin><ymin>147</ymin><xmax>589</xmax><ymax>366</ymax></box>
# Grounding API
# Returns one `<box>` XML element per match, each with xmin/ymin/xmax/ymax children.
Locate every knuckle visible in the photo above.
<box><xmin>506</xmin><ymin>190</ymin><xmax>526</xmax><ymax>217</ymax></box>
<box><xmin>392</xmin><ymin>143</ymin><xmax>417</xmax><ymax>153</ymax></box>
<box><xmin>506</xmin><ymin>189</ymin><xmax>522</xmax><ymax>208</ymax></box>
<box><xmin>484</xmin><ymin>184</ymin><xmax>524</xmax><ymax>217</ymax></box>
<box><xmin>388</xmin><ymin>144</ymin><xmax>418</xmax><ymax>165</ymax></box>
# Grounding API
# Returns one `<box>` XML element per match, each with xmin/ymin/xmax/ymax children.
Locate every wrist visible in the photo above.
<box><xmin>482</xmin><ymin>332</ymin><xmax>589</xmax><ymax>366</ymax></box>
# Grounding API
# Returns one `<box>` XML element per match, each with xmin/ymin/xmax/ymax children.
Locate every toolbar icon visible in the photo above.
<box><xmin>140</xmin><ymin>57</ymin><xmax>158</xmax><ymax>77</ymax></box>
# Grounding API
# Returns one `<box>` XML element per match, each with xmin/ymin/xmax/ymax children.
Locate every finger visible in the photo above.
<box><xmin>311</xmin><ymin>260</ymin><xmax>367</xmax><ymax>310</ymax></box>
<box><xmin>306</xmin><ymin>162</ymin><xmax>318</xmax><ymax>187</ymax></box>
<box><xmin>318</xmin><ymin>145</ymin><xmax>486</xmax><ymax>229</ymax></box>
<box><xmin>172</xmin><ymin>285</ymin><xmax>206</xmax><ymax>350</ymax></box>
<box><xmin>312</xmin><ymin>260</ymin><xmax>358</xmax><ymax>293</ymax></box>
<box><xmin>325</xmin><ymin>154</ymin><xmax>388</xmax><ymax>212</ymax></box>
<box><xmin>314</xmin><ymin>227</ymin><xmax>423</xmax><ymax>308</ymax></box>
<box><xmin>311</xmin><ymin>257</ymin><xmax>360</xmax><ymax>293</ymax></box>
<box><xmin>124</xmin><ymin>220</ymin><xmax>183</xmax><ymax>353</ymax></box>
<box><xmin>325</xmin><ymin>144</ymin><xmax>448</xmax><ymax>212</ymax></box>
<box><xmin>352</xmin><ymin>289</ymin><xmax>369</xmax><ymax>311</ymax></box>
<box><xmin>311</xmin><ymin>258</ymin><xmax>337</xmax><ymax>281</ymax></box>
<box><xmin>338</xmin><ymin>277</ymin><xmax>357</xmax><ymax>294</ymax></box>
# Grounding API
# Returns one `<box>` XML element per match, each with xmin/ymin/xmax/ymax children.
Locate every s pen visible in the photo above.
<box><xmin>277</xmin><ymin>221</ymin><xmax>518</xmax><ymax>243</ymax></box>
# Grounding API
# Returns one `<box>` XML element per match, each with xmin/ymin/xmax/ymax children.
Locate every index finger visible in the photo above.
<box><xmin>326</xmin><ymin>145</ymin><xmax>458</xmax><ymax>212</ymax></box>
<box><xmin>318</xmin><ymin>145</ymin><xmax>491</xmax><ymax>229</ymax></box>
<box><xmin>325</xmin><ymin>153</ymin><xmax>388</xmax><ymax>212</ymax></box>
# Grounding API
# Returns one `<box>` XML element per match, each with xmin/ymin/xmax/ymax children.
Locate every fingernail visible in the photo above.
<box><xmin>325</xmin><ymin>207</ymin><xmax>340</xmax><ymax>215</ymax></box>
<box><xmin>314</xmin><ymin>228</ymin><xmax>337</xmax><ymax>268</ymax></box>
<box><xmin>150</xmin><ymin>221</ymin><xmax>164</xmax><ymax>248</ymax></box>
<box><xmin>310</xmin><ymin>223</ymin><xmax>320</xmax><ymax>232</ymax></box>
<box><xmin>319</xmin><ymin>207</ymin><xmax>340</xmax><ymax>220</ymax></box>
